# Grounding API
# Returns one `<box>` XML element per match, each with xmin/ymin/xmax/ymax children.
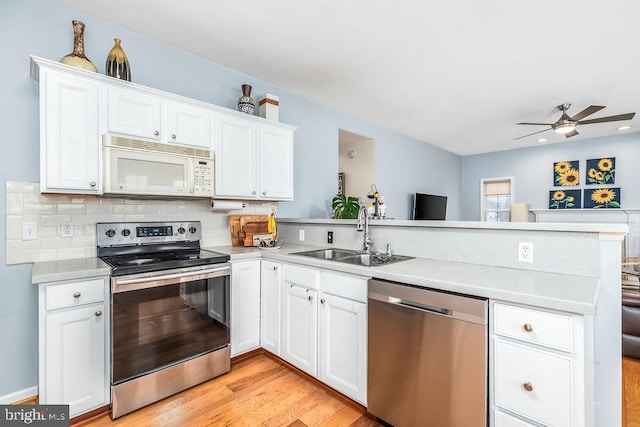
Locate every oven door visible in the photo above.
<box><xmin>110</xmin><ymin>264</ymin><xmax>230</xmax><ymax>385</ymax></box>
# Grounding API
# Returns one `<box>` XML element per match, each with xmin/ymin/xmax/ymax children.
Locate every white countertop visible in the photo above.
<box><xmin>32</xmin><ymin>257</ymin><xmax>111</xmax><ymax>284</ymax></box>
<box><xmin>206</xmin><ymin>243</ymin><xmax>600</xmax><ymax>315</ymax></box>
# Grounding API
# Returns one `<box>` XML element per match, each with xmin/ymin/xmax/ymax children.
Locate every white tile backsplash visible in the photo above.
<box><xmin>5</xmin><ymin>181</ymin><xmax>276</xmax><ymax>265</ymax></box>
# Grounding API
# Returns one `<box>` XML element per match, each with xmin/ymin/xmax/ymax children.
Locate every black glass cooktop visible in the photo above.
<box><xmin>100</xmin><ymin>249</ymin><xmax>229</xmax><ymax>276</ymax></box>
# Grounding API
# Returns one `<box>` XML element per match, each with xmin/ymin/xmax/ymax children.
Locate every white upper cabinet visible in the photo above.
<box><xmin>107</xmin><ymin>87</ymin><xmax>212</xmax><ymax>149</ymax></box>
<box><xmin>40</xmin><ymin>70</ymin><xmax>100</xmax><ymax>194</ymax></box>
<box><xmin>214</xmin><ymin>112</ymin><xmax>294</xmax><ymax>201</ymax></box>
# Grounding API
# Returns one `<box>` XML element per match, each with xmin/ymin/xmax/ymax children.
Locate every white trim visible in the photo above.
<box><xmin>0</xmin><ymin>386</ymin><xmax>38</xmax><ymax>404</ymax></box>
<box><xmin>480</xmin><ymin>176</ymin><xmax>514</xmax><ymax>221</ymax></box>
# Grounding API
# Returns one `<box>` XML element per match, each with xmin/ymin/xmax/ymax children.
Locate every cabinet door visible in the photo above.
<box><xmin>259</xmin><ymin>125</ymin><xmax>294</xmax><ymax>200</ymax></box>
<box><xmin>281</xmin><ymin>283</ymin><xmax>318</xmax><ymax>376</ymax></box>
<box><xmin>107</xmin><ymin>87</ymin><xmax>161</xmax><ymax>140</ymax></box>
<box><xmin>261</xmin><ymin>260</ymin><xmax>282</xmax><ymax>355</ymax></box>
<box><xmin>231</xmin><ymin>260</ymin><xmax>261</xmax><ymax>356</ymax></box>
<box><xmin>166</xmin><ymin>102</ymin><xmax>212</xmax><ymax>149</ymax></box>
<box><xmin>319</xmin><ymin>293</ymin><xmax>367</xmax><ymax>404</ymax></box>
<box><xmin>44</xmin><ymin>303</ymin><xmax>105</xmax><ymax>417</ymax></box>
<box><xmin>42</xmin><ymin>71</ymin><xmax>100</xmax><ymax>193</ymax></box>
<box><xmin>213</xmin><ymin>113</ymin><xmax>258</xmax><ymax>198</ymax></box>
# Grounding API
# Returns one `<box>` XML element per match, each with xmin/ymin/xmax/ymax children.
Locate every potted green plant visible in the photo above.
<box><xmin>332</xmin><ymin>194</ymin><xmax>360</xmax><ymax>219</ymax></box>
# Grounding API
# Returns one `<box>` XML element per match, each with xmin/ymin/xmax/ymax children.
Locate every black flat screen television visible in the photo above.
<box><xmin>412</xmin><ymin>193</ymin><xmax>447</xmax><ymax>220</ymax></box>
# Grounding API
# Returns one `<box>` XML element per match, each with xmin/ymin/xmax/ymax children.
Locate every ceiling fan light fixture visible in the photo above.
<box><xmin>553</xmin><ymin>122</ymin><xmax>577</xmax><ymax>134</ymax></box>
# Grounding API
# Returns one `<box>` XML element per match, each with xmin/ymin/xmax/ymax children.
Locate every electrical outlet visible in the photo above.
<box><xmin>299</xmin><ymin>229</ymin><xmax>305</xmax><ymax>241</ymax></box>
<box><xmin>22</xmin><ymin>222</ymin><xmax>38</xmax><ymax>240</ymax></box>
<box><xmin>61</xmin><ymin>221</ymin><xmax>74</xmax><ymax>238</ymax></box>
<box><xmin>327</xmin><ymin>231</ymin><xmax>334</xmax><ymax>244</ymax></box>
<box><xmin>518</xmin><ymin>242</ymin><xmax>533</xmax><ymax>263</ymax></box>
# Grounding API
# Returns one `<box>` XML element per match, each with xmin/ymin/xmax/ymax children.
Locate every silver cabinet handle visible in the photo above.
<box><xmin>273</xmin><ymin>266</ymin><xmax>278</xmax><ymax>271</ymax></box>
<box><xmin>89</xmin><ymin>182</ymin><xmax>96</xmax><ymax>187</ymax></box>
<box><xmin>523</xmin><ymin>323</ymin><xmax>533</xmax><ymax>333</ymax></box>
<box><xmin>308</xmin><ymin>295</ymin><xmax>313</xmax><ymax>301</ymax></box>
<box><xmin>154</xmin><ymin>130</ymin><xmax>159</xmax><ymax>136</ymax></box>
<box><xmin>95</xmin><ymin>310</ymin><xmax>102</xmax><ymax>317</ymax></box>
<box><xmin>321</xmin><ymin>299</ymin><xmax>326</xmax><ymax>304</ymax></box>
<box><xmin>262</xmin><ymin>191</ymin><xmax>267</xmax><ymax>195</ymax></box>
<box><xmin>73</xmin><ymin>292</ymin><xmax>81</xmax><ymax>298</ymax></box>
<box><xmin>252</xmin><ymin>191</ymin><xmax>256</xmax><ymax>195</ymax></box>
<box><xmin>171</xmin><ymin>134</ymin><xmax>176</xmax><ymax>139</ymax></box>
<box><xmin>523</xmin><ymin>382</ymin><xmax>533</xmax><ymax>392</ymax></box>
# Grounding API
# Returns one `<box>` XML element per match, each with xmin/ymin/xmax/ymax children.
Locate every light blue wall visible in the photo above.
<box><xmin>0</xmin><ymin>0</ymin><xmax>462</xmax><ymax>396</ymax></box>
<box><xmin>461</xmin><ymin>131</ymin><xmax>640</xmax><ymax>220</ymax></box>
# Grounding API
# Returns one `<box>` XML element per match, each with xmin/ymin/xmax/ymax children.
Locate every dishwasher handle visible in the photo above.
<box><xmin>368</xmin><ymin>279</ymin><xmax>488</xmax><ymax>325</ymax></box>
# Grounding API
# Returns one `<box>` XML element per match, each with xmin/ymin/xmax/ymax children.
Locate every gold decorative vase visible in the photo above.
<box><xmin>105</xmin><ymin>38</ymin><xmax>131</xmax><ymax>81</ymax></box>
<box><xmin>60</xmin><ymin>20</ymin><xmax>97</xmax><ymax>72</ymax></box>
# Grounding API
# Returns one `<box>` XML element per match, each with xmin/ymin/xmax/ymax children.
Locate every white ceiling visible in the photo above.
<box><xmin>55</xmin><ymin>0</ymin><xmax>640</xmax><ymax>156</ymax></box>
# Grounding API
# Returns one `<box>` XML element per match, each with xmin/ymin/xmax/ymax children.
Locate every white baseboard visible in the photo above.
<box><xmin>0</xmin><ymin>386</ymin><xmax>38</xmax><ymax>404</ymax></box>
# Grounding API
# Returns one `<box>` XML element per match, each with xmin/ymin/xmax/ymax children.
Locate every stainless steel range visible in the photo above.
<box><xmin>97</xmin><ymin>221</ymin><xmax>231</xmax><ymax>419</ymax></box>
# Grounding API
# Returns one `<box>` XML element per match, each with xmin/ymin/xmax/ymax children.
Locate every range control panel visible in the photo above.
<box><xmin>97</xmin><ymin>221</ymin><xmax>202</xmax><ymax>247</ymax></box>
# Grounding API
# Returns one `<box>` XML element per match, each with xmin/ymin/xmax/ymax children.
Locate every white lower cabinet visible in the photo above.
<box><xmin>491</xmin><ymin>301</ymin><xmax>584</xmax><ymax>427</ymax></box>
<box><xmin>231</xmin><ymin>260</ymin><xmax>261</xmax><ymax>357</ymax></box>
<box><xmin>279</xmin><ymin>263</ymin><xmax>368</xmax><ymax>404</ymax></box>
<box><xmin>260</xmin><ymin>260</ymin><xmax>282</xmax><ymax>355</ymax></box>
<box><xmin>38</xmin><ymin>277</ymin><xmax>109</xmax><ymax>418</ymax></box>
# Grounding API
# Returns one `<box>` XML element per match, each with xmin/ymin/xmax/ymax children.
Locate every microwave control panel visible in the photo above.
<box><xmin>193</xmin><ymin>159</ymin><xmax>214</xmax><ymax>197</ymax></box>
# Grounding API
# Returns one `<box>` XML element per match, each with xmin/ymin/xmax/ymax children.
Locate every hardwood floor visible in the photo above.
<box><xmin>78</xmin><ymin>353</ymin><xmax>379</xmax><ymax>427</ymax></box>
<box><xmin>71</xmin><ymin>354</ymin><xmax>640</xmax><ymax>426</ymax></box>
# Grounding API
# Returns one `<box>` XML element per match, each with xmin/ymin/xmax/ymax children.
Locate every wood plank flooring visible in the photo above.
<box><xmin>624</xmin><ymin>356</ymin><xmax>640</xmax><ymax>427</ymax></box>
<box><xmin>77</xmin><ymin>353</ymin><xmax>379</xmax><ymax>427</ymax></box>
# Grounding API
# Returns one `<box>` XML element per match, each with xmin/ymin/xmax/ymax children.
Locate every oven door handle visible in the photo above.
<box><xmin>112</xmin><ymin>265</ymin><xmax>230</xmax><ymax>293</ymax></box>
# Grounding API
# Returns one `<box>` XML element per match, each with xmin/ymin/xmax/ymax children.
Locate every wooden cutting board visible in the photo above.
<box><xmin>229</xmin><ymin>215</ymin><xmax>269</xmax><ymax>246</ymax></box>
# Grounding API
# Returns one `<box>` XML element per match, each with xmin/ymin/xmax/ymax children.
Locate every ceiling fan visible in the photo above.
<box><xmin>514</xmin><ymin>104</ymin><xmax>635</xmax><ymax>140</ymax></box>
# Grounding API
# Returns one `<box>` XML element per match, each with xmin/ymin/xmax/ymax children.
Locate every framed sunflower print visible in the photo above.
<box><xmin>586</xmin><ymin>157</ymin><xmax>615</xmax><ymax>185</ymax></box>
<box><xmin>553</xmin><ymin>160</ymin><xmax>580</xmax><ymax>187</ymax></box>
<box><xmin>583</xmin><ymin>187</ymin><xmax>621</xmax><ymax>209</ymax></box>
<box><xmin>549</xmin><ymin>189</ymin><xmax>581</xmax><ymax>209</ymax></box>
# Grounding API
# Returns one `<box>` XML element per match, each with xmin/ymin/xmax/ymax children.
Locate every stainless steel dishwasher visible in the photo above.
<box><xmin>368</xmin><ymin>278</ymin><xmax>488</xmax><ymax>427</ymax></box>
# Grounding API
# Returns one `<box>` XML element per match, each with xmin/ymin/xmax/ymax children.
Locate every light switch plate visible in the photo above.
<box><xmin>22</xmin><ymin>222</ymin><xmax>38</xmax><ymax>240</ymax></box>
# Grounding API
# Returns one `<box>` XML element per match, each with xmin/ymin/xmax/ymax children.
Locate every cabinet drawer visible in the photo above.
<box><xmin>321</xmin><ymin>272</ymin><xmax>367</xmax><ymax>302</ymax></box>
<box><xmin>495</xmin><ymin>410</ymin><xmax>536</xmax><ymax>427</ymax></box>
<box><xmin>494</xmin><ymin>303</ymin><xmax>573</xmax><ymax>352</ymax></box>
<box><xmin>495</xmin><ymin>340</ymin><xmax>572</xmax><ymax>427</ymax></box>
<box><xmin>46</xmin><ymin>278</ymin><xmax>105</xmax><ymax>311</ymax></box>
<box><xmin>283</xmin><ymin>264</ymin><xmax>320</xmax><ymax>289</ymax></box>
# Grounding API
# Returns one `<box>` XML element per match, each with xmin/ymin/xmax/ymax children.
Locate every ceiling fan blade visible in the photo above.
<box><xmin>513</xmin><ymin>128</ymin><xmax>551</xmax><ymax>140</ymax></box>
<box><xmin>564</xmin><ymin>129</ymin><xmax>579</xmax><ymax>138</ymax></box>
<box><xmin>579</xmin><ymin>112</ymin><xmax>635</xmax><ymax>124</ymax></box>
<box><xmin>516</xmin><ymin>122</ymin><xmax>554</xmax><ymax>126</ymax></box>
<box><xmin>570</xmin><ymin>105</ymin><xmax>605</xmax><ymax>121</ymax></box>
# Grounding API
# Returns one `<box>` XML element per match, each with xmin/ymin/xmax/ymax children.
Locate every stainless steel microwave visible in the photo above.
<box><xmin>103</xmin><ymin>134</ymin><xmax>214</xmax><ymax>198</ymax></box>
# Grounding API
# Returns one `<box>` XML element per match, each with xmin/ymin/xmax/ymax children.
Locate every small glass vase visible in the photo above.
<box><xmin>105</xmin><ymin>38</ymin><xmax>131</xmax><ymax>81</ymax></box>
<box><xmin>237</xmin><ymin>84</ymin><xmax>255</xmax><ymax>115</ymax></box>
<box><xmin>60</xmin><ymin>20</ymin><xmax>97</xmax><ymax>72</ymax></box>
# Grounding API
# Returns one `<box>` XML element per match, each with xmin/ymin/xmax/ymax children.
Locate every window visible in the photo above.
<box><xmin>481</xmin><ymin>178</ymin><xmax>512</xmax><ymax>222</ymax></box>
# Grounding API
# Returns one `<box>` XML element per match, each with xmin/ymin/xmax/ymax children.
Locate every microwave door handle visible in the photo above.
<box><xmin>187</xmin><ymin>158</ymin><xmax>195</xmax><ymax>194</ymax></box>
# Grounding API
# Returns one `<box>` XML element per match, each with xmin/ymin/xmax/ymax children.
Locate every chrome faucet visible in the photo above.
<box><xmin>357</xmin><ymin>205</ymin><xmax>374</xmax><ymax>252</ymax></box>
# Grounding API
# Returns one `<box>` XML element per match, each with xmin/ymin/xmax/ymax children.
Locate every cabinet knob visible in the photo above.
<box><xmin>262</xmin><ymin>191</ymin><xmax>267</xmax><ymax>195</ymax></box>
<box><xmin>252</xmin><ymin>191</ymin><xmax>256</xmax><ymax>195</ymax></box>
<box><xmin>95</xmin><ymin>310</ymin><xmax>102</xmax><ymax>317</ymax></box>
<box><xmin>73</xmin><ymin>292</ymin><xmax>81</xmax><ymax>298</ymax></box>
<box><xmin>308</xmin><ymin>295</ymin><xmax>313</xmax><ymax>301</ymax></box>
<box><xmin>89</xmin><ymin>181</ymin><xmax>96</xmax><ymax>187</ymax></box>
<box><xmin>523</xmin><ymin>323</ymin><xmax>534</xmax><ymax>333</ymax></box>
<box><xmin>321</xmin><ymin>299</ymin><xmax>326</xmax><ymax>304</ymax></box>
<box><xmin>171</xmin><ymin>134</ymin><xmax>176</xmax><ymax>139</ymax></box>
<box><xmin>522</xmin><ymin>382</ymin><xmax>533</xmax><ymax>392</ymax></box>
<box><xmin>154</xmin><ymin>130</ymin><xmax>159</xmax><ymax>136</ymax></box>
<box><xmin>273</xmin><ymin>266</ymin><xmax>278</xmax><ymax>271</ymax></box>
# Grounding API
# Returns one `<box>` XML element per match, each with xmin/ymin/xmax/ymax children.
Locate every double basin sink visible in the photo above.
<box><xmin>292</xmin><ymin>248</ymin><xmax>413</xmax><ymax>267</ymax></box>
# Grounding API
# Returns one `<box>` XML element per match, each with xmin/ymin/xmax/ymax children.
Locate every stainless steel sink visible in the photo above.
<box><xmin>292</xmin><ymin>249</ymin><xmax>413</xmax><ymax>267</ymax></box>
<box><xmin>291</xmin><ymin>248</ymin><xmax>360</xmax><ymax>260</ymax></box>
